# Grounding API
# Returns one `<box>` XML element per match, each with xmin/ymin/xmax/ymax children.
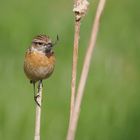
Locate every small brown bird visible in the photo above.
<box><xmin>24</xmin><ymin>34</ymin><xmax>58</xmax><ymax>106</ymax></box>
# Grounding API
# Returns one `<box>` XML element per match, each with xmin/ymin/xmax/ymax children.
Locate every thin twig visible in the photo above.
<box><xmin>34</xmin><ymin>81</ymin><xmax>43</xmax><ymax>140</ymax></box>
<box><xmin>70</xmin><ymin>20</ymin><xmax>81</xmax><ymax>123</ymax></box>
<box><xmin>66</xmin><ymin>0</ymin><xmax>106</xmax><ymax>140</ymax></box>
<box><xmin>70</xmin><ymin>0</ymin><xmax>89</xmax><ymax>126</ymax></box>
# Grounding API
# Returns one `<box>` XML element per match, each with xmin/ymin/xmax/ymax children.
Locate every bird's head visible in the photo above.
<box><xmin>31</xmin><ymin>34</ymin><xmax>59</xmax><ymax>54</ymax></box>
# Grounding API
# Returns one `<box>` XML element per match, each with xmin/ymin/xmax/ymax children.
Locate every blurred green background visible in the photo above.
<box><xmin>0</xmin><ymin>0</ymin><xmax>140</xmax><ymax>140</ymax></box>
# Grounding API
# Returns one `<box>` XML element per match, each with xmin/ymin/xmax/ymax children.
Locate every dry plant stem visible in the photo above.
<box><xmin>70</xmin><ymin>20</ymin><xmax>81</xmax><ymax>122</ymax></box>
<box><xmin>34</xmin><ymin>81</ymin><xmax>43</xmax><ymax>140</ymax></box>
<box><xmin>70</xmin><ymin>0</ymin><xmax>89</xmax><ymax>127</ymax></box>
<box><xmin>66</xmin><ymin>0</ymin><xmax>106</xmax><ymax>140</ymax></box>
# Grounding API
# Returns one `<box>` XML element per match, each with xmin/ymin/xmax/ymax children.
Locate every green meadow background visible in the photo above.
<box><xmin>0</xmin><ymin>0</ymin><xmax>140</xmax><ymax>140</ymax></box>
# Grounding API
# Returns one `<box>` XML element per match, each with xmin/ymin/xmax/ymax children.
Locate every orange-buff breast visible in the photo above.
<box><xmin>24</xmin><ymin>51</ymin><xmax>55</xmax><ymax>82</ymax></box>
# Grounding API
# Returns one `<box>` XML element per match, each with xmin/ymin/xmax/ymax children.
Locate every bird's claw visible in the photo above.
<box><xmin>34</xmin><ymin>95</ymin><xmax>41</xmax><ymax>107</ymax></box>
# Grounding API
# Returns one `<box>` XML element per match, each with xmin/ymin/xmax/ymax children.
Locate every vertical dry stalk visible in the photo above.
<box><xmin>34</xmin><ymin>81</ymin><xmax>43</xmax><ymax>140</ymax></box>
<box><xmin>70</xmin><ymin>0</ymin><xmax>89</xmax><ymax>125</ymax></box>
<box><xmin>67</xmin><ymin>0</ymin><xmax>106</xmax><ymax>140</ymax></box>
<box><xmin>70</xmin><ymin>20</ymin><xmax>81</xmax><ymax>123</ymax></box>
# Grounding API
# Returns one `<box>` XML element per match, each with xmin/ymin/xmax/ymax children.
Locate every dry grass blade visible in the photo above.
<box><xmin>67</xmin><ymin>0</ymin><xmax>106</xmax><ymax>140</ymax></box>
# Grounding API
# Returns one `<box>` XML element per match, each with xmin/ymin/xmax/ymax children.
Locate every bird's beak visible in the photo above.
<box><xmin>44</xmin><ymin>43</ymin><xmax>52</xmax><ymax>53</ymax></box>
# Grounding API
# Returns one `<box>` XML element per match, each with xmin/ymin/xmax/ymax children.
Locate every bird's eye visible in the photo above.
<box><xmin>38</xmin><ymin>42</ymin><xmax>43</xmax><ymax>45</ymax></box>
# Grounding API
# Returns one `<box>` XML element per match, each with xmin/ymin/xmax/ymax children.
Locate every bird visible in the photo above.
<box><xmin>24</xmin><ymin>34</ymin><xmax>58</xmax><ymax>106</ymax></box>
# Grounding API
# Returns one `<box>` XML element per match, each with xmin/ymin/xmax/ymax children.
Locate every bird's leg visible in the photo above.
<box><xmin>38</xmin><ymin>80</ymin><xmax>43</xmax><ymax>92</ymax></box>
<box><xmin>30</xmin><ymin>80</ymin><xmax>36</xmax><ymax>97</ymax></box>
<box><xmin>35</xmin><ymin>80</ymin><xmax>43</xmax><ymax>107</ymax></box>
<box><xmin>31</xmin><ymin>81</ymin><xmax>40</xmax><ymax>107</ymax></box>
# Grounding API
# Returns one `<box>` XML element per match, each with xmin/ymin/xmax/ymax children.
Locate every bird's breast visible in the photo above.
<box><xmin>24</xmin><ymin>50</ymin><xmax>55</xmax><ymax>81</ymax></box>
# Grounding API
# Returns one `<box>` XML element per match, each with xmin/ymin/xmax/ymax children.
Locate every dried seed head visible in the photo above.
<box><xmin>73</xmin><ymin>0</ymin><xmax>89</xmax><ymax>21</ymax></box>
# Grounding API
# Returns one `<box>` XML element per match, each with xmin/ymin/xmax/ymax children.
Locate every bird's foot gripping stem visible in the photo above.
<box><xmin>34</xmin><ymin>94</ymin><xmax>41</xmax><ymax>107</ymax></box>
<box><xmin>32</xmin><ymin>80</ymin><xmax>43</xmax><ymax>107</ymax></box>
